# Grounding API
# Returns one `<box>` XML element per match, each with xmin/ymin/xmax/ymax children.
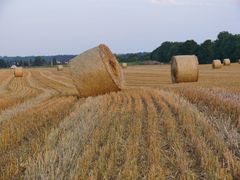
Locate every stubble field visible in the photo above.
<box><xmin>0</xmin><ymin>64</ymin><xmax>239</xmax><ymax>179</ymax></box>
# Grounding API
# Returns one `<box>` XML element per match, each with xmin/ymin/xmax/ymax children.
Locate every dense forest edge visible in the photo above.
<box><xmin>0</xmin><ymin>31</ymin><xmax>239</xmax><ymax>68</ymax></box>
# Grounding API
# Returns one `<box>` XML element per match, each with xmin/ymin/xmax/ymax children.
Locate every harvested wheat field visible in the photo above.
<box><xmin>0</xmin><ymin>63</ymin><xmax>240</xmax><ymax>179</ymax></box>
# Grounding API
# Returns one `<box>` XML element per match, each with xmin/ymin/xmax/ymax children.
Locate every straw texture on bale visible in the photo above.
<box><xmin>223</xmin><ymin>59</ymin><xmax>231</xmax><ymax>66</ymax></box>
<box><xmin>122</xmin><ymin>63</ymin><xmax>128</xmax><ymax>69</ymax></box>
<box><xmin>14</xmin><ymin>67</ymin><xmax>23</xmax><ymax>77</ymax></box>
<box><xmin>69</xmin><ymin>44</ymin><xmax>124</xmax><ymax>97</ymax></box>
<box><xmin>212</xmin><ymin>60</ymin><xmax>222</xmax><ymax>69</ymax></box>
<box><xmin>171</xmin><ymin>55</ymin><xmax>199</xmax><ymax>83</ymax></box>
<box><xmin>57</xmin><ymin>65</ymin><xmax>63</xmax><ymax>71</ymax></box>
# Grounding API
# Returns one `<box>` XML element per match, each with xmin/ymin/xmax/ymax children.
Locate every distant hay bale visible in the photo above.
<box><xmin>69</xmin><ymin>44</ymin><xmax>124</xmax><ymax>97</ymax></box>
<box><xmin>143</xmin><ymin>61</ymin><xmax>161</xmax><ymax>65</ymax></box>
<box><xmin>14</xmin><ymin>67</ymin><xmax>23</xmax><ymax>77</ymax></box>
<box><xmin>238</xmin><ymin>59</ymin><xmax>240</xmax><ymax>64</ymax></box>
<box><xmin>212</xmin><ymin>60</ymin><xmax>222</xmax><ymax>69</ymax></box>
<box><xmin>10</xmin><ymin>65</ymin><xmax>17</xmax><ymax>69</ymax></box>
<box><xmin>122</xmin><ymin>63</ymin><xmax>128</xmax><ymax>69</ymax></box>
<box><xmin>223</xmin><ymin>59</ymin><xmax>231</xmax><ymax>66</ymax></box>
<box><xmin>57</xmin><ymin>65</ymin><xmax>63</xmax><ymax>71</ymax></box>
<box><xmin>171</xmin><ymin>55</ymin><xmax>199</xmax><ymax>83</ymax></box>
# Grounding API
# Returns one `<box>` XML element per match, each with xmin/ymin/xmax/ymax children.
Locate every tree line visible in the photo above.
<box><xmin>116</xmin><ymin>52</ymin><xmax>150</xmax><ymax>63</ymax></box>
<box><xmin>0</xmin><ymin>56</ymin><xmax>54</xmax><ymax>68</ymax></box>
<box><xmin>0</xmin><ymin>55</ymin><xmax>75</xmax><ymax>68</ymax></box>
<box><xmin>151</xmin><ymin>31</ymin><xmax>240</xmax><ymax>64</ymax></box>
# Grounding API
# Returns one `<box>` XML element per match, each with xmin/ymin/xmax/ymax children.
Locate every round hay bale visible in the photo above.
<box><xmin>14</xmin><ymin>67</ymin><xmax>23</xmax><ymax>77</ymax></box>
<box><xmin>122</xmin><ymin>63</ymin><xmax>128</xmax><ymax>69</ymax></box>
<box><xmin>171</xmin><ymin>55</ymin><xmax>199</xmax><ymax>83</ymax></box>
<box><xmin>212</xmin><ymin>60</ymin><xmax>222</xmax><ymax>69</ymax></box>
<box><xmin>223</xmin><ymin>59</ymin><xmax>231</xmax><ymax>66</ymax></box>
<box><xmin>57</xmin><ymin>65</ymin><xmax>63</xmax><ymax>71</ymax></box>
<box><xmin>69</xmin><ymin>44</ymin><xmax>124</xmax><ymax>97</ymax></box>
<box><xmin>238</xmin><ymin>59</ymin><xmax>240</xmax><ymax>64</ymax></box>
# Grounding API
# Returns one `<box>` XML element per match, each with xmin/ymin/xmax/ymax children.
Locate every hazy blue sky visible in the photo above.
<box><xmin>0</xmin><ymin>0</ymin><xmax>239</xmax><ymax>56</ymax></box>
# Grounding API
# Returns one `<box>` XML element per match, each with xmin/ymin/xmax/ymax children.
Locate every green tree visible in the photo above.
<box><xmin>53</xmin><ymin>57</ymin><xmax>57</xmax><ymax>65</ymax></box>
<box><xmin>233</xmin><ymin>34</ymin><xmax>240</xmax><ymax>61</ymax></box>
<box><xmin>33</xmin><ymin>56</ymin><xmax>45</xmax><ymax>66</ymax></box>
<box><xmin>23</xmin><ymin>60</ymin><xmax>29</xmax><ymax>66</ymax></box>
<box><xmin>197</xmin><ymin>40</ymin><xmax>215</xmax><ymax>64</ymax></box>
<box><xmin>213</xmin><ymin>32</ymin><xmax>240</xmax><ymax>61</ymax></box>
<box><xmin>150</xmin><ymin>31</ymin><xmax>240</xmax><ymax>64</ymax></box>
<box><xmin>0</xmin><ymin>59</ymin><xmax>7</xmax><ymax>68</ymax></box>
<box><xmin>151</xmin><ymin>42</ymin><xmax>182</xmax><ymax>63</ymax></box>
<box><xmin>178</xmin><ymin>40</ymin><xmax>199</xmax><ymax>55</ymax></box>
<box><xmin>215</xmin><ymin>31</ymin><xmax>230</xmax><ymax>59</ymax></box>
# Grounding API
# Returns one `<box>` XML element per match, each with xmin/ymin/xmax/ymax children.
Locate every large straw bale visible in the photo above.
<box><xmin>171</xmin><ymin>55</ymin><xmax>199</xmax><ymax>83</ymax></box>
<box><xmin>69</xmin><ymin>44</ymin><xmax>124</xmax><ymax>97</ymax></box>
<box><xmin>223</xmin><ymin>59</ymin><xmax>231</xmax><ymax>66</ymax></box>
<box><xmin>14</xmin><ymin>67</ymin><xmax>23</xmax><ymax>77</ymax></box>
<box><xmin>212</xmin><ymin>60</ymin><xmax>222</xmax><ymax>69</ymax></box>
<box><xmin>57</xmin><ymin>65</ymin><xmax>63</xmax><ymax>71</ymax></box>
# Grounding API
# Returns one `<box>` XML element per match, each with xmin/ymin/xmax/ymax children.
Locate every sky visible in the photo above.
<box><xmin>0</xmin><ymin>0</ymin><xmax>239</xmax><ymax>56</ymax></box>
